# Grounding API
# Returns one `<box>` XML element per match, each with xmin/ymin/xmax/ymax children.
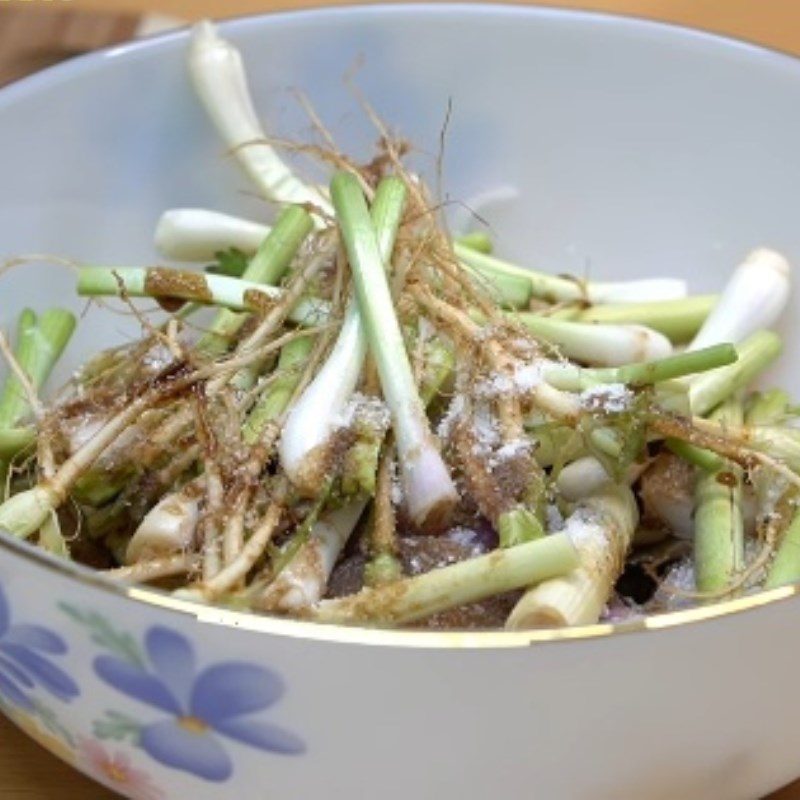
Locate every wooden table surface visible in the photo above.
<box><xmin>2</xmin><ymin>2</ymin><xmax>800</xmax><ymax>798</ymax></box>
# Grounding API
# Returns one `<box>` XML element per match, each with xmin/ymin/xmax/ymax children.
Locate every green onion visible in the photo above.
<box><xmin>38</xmin><ymin>513</ymin><xmax>69</xmax><ymax>559</ymax></box>
<box><xmin>279</xmin><ymin>176</ymin><xmax>407</xmax><ymax>492</ymax></box>
<box><xmin>155</xmin><ymin>208</ymin><xmax>271</xmax><ymax>261</ymax></box>
<box><xmin>765</xmin><ymin>508</ymin><xmax>800</xmax><ymax>589</ymax></box>
<box><xmin>126</xmin><ymin>492</ymin><xmax>200</xmax><ymax>564</ymax></box>
<box><xmin>0</xmin><ymin>308</ymin><xmax>76</xmax><ymax>427</ymax></box>
<box><xmin>517</xmin><ymin>313</ymin><xmax>672</xmax><ymax>367</ymax></box>
<box><xmin>564</xmin><ymin>295</ymin><xmax>717</xmax><ymax>342</ymax></box>
<box><xmin>77</xmin><ymin>265</ymin><xmax>325</xmax><ymax>325</ymax></box>
<box><xmin>311</xmin><ymin>532</ymin><xmax>578</xmax><ymax>626</ymax></box>
<box><xmin>689</xmin><ymin>248</ymin><xmax>789</xmax><ymax>351</ymax></box>
<box><xmin>498</xmin><ymin>507</ymin><xmax>545</xmax><ymax>548</ymax></box>
<box><xmin>242</xmin><ymin>336</ymin><xmax>314</xmax><ymax>445</ymax></box>
<box><xmin>461</xmin><ymin>257</ymin><xmax>531</xmax><ymax>308</ymax></box>
<box><xmin>455</xmin><ymin>242</ymin><xmax>687</xmax><ymax>305</ymax></box>
<box><xmin>506</xmin><ymin>485</ymin><xmax>639</xmax><ymax>628</ymax></box>
<box><xmin>542</xmin><ymin>343</ymin><xmax>737</xmax><ymax>392</ymax></box>
<box><xmin>745</xmin><ymin>389</ymin><xmax>793</xmax><ymax>426</ymax></box>
<box><xmin>258</xmin><ymin>499</ymin><xmax>368</xmax><ymax>612</ymax></box>
<box><xmin>556</xmin><ymin>455</ymin><xmax>644</xmax><ymax>502</ymax></box>
<box><xmin>665</xmin><ymin>438</ymin><xmax>722</xmax><ymax>472</ymax></box>
<box><xmin>456</xmin><ymin>231</ymin><xmax>493</xmax><ymax>254</ymax></box>
<box><xmin>330</xmin><ymin>172</ymin><xmax>458</xmax><ymax>531</ymax></box>
<box><xmin>198</xmin><ymin>205</ymin><xmax>314</xmax><ymax>355</ymax></box>
<box><xmin>693</xmin><ymin>398</ymin><xmax>745</xmax><ymax>594</ymax></box>
<box><xmin>689</xmin><ymin>331</ymin><xmax>782</xmax><ymax>416</ymax></box>
<box><xmin>0</xmin><ymin>427</ymin><xmax>35</xmax><ymax>460</ymax></box>
<box><xmin>188</xmin><ymin>21</ymin><xmax>331</xmax><ymax>215</ymax></box>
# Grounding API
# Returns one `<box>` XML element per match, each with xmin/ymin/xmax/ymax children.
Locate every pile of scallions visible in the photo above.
<box><xmin>1</xmin><ymin>20</ymin><xmax>798</xmax><ymax>630</ymax></box>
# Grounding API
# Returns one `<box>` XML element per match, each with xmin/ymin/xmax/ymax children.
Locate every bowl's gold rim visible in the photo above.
<box><xmin>0</xmin><ymin>529</ymin><xmax>796</xmax><ymax>648</ymax></box>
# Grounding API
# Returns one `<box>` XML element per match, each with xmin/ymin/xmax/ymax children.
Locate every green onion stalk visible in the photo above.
<box><xmin>516</xmin><ymin>313</ymin><xmax>673</xmax><ymax>367</ymax></box>
<box><xmin>693</xmin><ymin>398</ymin><xmax>745</xmax><ymax>594</ymax></box>
<box><xmin>362</xmin><ymin>447</ymin><xmax>403</xmax><ymax>587</ymax></box>
<box><xmin>126</xmin><ymin>491</ymin><xmax>201</xmax><ymax>564</ymax></box>
<box><xmin>0</xmin><ymin>428</ymin><xmax>35</xmax><ymax>460</ymax></box>
<box><xmin>693</xmin><ymin>422</ymin><xmax>800</xmax><ymax>475</ymax></box>
<box><xmin>687</xmin><ymin>248</ymin><xmax>789</xmax><ymax>352</ymax></box>
<box><xmin>256</xmin><ymin>499</ymin><xmax>368</xmax><ymax>612</ymax></box>
<box><xmin>454</xmin><ymin>242</ymin><xmax>687</xmax><ymax>307</ymax></box>
<box><xmin>330</xmin><ymin>172</ymin><xmax>458</xmax><ymax>532</ymax></box>
<box><xmin>0</xmin><ymin>308</ymin><xmax>76</xmax><ymax>427</ymax></box>
<box><xmin>456</xmin><ymin>230</ymin><xmax>493</xmax><ymax>254</ymax></box>
<box><xmin>541</xmin><ymin>343</ymin><xmax>738</xmax><ymax>393</ymax></box>
<box><xmin>765</xmin><ymin>506</ymin><xmax>800</xmax><ymax>589</ymax></box>
<box><xmin>661</xmin><ymin>333</ymin><xmax>783</xmax><ymax>476</ymax></box>
<box><xmin>745</xmin><ymin>389</ymin><xmax>794</xmax><ymax>427</ymax></box>
<box><xmin>528</xmin><ymin>426</ymin><xmax>585</xmax><ymax>469</ymax></box>
<box><xmin>155</xmin><ymin>208</ymin><xmax>272</xmax><ymax>261</ymax></box>
<box><xmin>357</xmin><ymin>345</ymin><xmax>459</xmax><ymax>585</ymax></box>
<box><xmin>279</xmin><ymin>176</ymin><xmax>407</xmax><ymax>494</ymax></box>
<box><xmin>0</xmin><ymin>308</ymin><xmax>76</xmax><ymax>495</ymax></box>
<box><xmin>650</xmin><ymin>251</ymin><xmax>789</xmax><ymax>480</ymax></box>
<box><xmin>744</xmin><ymin>389</ymin><xmax>794</xmax><ymax>524</ymax></box>
<box><xmin>556</xmin><ymin>295</ymin><xmax>717</xmax><ymax>343</ymax></box>
<box><xmin>506</xmin><ymin>484</ymin><xmax>639</xmax><ymax>628</ymax></box>
<box><xmin>310</xmin><ymin>532</ymin><xmax>579</xmax><ymax>626</ymax></box>
<box><xmin>188</xmin><ymin>21</ymin><xmax>331</xmax><ymax>216</ymax></box>
<box><xmin>242</xmin><ymin>336</ymin><xmax>314</xmax><ymax>446</ymax></box>
<box><xmin>675</xmin><ymin>247</ymin><xmax>789</xmax><ymax>427</ymax></box>
<box><xmin>689</xmin><ymin>331</ymin><xmax>782</xmax><ymax>417</ymax></box>
<box><xmin>196</xmin><ymin>205</ymin><xmax>314</xmax><ymax>356</ymax></box>
<box><xmin>76</xmin><ymin>266</ymin><xmax>327</xmax><ymax>326</ymax></box>
<box><xmin>556</xmin><ymin>455</ymin><xmax>645</xmax><ymax>502</ymax></box>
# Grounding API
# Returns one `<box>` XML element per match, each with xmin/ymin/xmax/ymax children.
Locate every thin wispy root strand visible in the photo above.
<box><xmin>1</xmin><ymin>18</ymin><xmax>797</xmax><ymax>632</ymax></box>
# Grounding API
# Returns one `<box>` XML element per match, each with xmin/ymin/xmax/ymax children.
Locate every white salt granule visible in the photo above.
<box><xmin>446</xmin><ymin>527</ymin><xmax>488</xmax><ymax>558</ymax></box>
<box><xmin>474</xmin><ymin>362</ymin><xmax>544</xmax><ymax>399</ymax></box>
<box><xmin>563</xmin><ymin>508</ymin><xmax>608</xmax><ymax>552</ymax></box>
<box><xmin>495</xmin><ymin>439</ymin><xmax>531</xmax><ymax>461</ymax></box>
<box><xmin>471</xmin><ymin>403</ymin><xmax>501</xmax><ymax>451</ymax></box>
<box><xmin>486</xmin><ymin>438</ymin><xmax>533</xmax><ymax>472</ymax></box>
<box><xmin>474</xmin><ymin>372</ymin><xmax>513</xmax><ymax>398</ymax></box>
<box><xmin>437</xmin><ymin>394</ymin><xmax>467</xmax><ymax>440</ymax></box>
<box><xmin>652</xmin><ymin>559</ymin><xmax>696</xmax><ymax>611</ymax></box>
<box><xmin>511</xmin><ymin>337</ymin><xmax>538</xmax><ymax>356</ymax></box>
<box><xmin>513</xmin><ymin>362</ymin><xmax>544</xmax><ymax>392</ymax></box>
<box><xmin>333</xmin><ymin>392</ymin><xmax>390</xmax><ymax>432</ymax></box>
<box><xmin>580</xmin><ymin>383</ymin><xmax>633</xmax><ymax>413</ymax></box>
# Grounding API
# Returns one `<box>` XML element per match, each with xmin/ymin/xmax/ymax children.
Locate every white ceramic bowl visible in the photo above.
<box><xmin>1</xmin><ymin>6</ymin><xmax>799</xmax><ymax>799</ymax></box>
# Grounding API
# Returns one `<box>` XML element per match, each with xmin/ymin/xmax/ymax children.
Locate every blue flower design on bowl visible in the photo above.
<box><xmin>0</xmin><ymin>582</ymin><xmax>79</xmax><ymax>711</ymax></box>
<box><xmin>94</xmin><ymin>626</ymin><xmax>305</xmax><ymax>782</ymax></box>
